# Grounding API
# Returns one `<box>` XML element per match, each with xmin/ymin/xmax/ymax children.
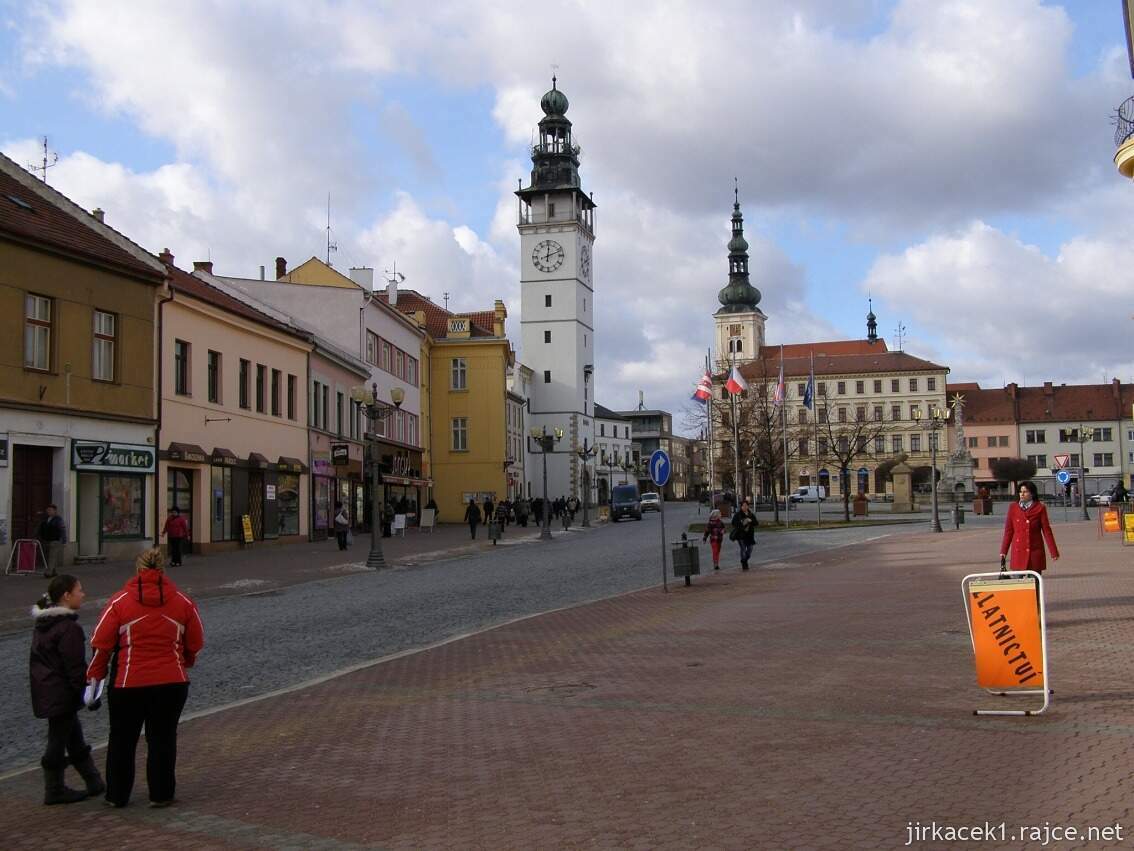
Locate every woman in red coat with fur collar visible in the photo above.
<box><xmin>1000</xmin><ymin>481</ymin><xmax>1060</xmax><ymax>572</ymax></box>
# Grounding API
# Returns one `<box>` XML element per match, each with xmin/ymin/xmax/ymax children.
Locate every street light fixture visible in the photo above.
<box><xmin>529</xmin><ymin>425</ymin><xmax>564</xmax><ymax>540</ymax></box>
<box><xmin>350</xmin><ymin>382</ymin><xmax>405</xmax><ymax>569</ymax></box>
<box><xmin>575</xmin><ymin>438</ymin><xmax>599</xmax><ymax>527</ymax></box>
<box><xmin>1077</xmin><ymin>425</ymin><xmax>1096</xmax><ymax>520</ymax></box>
<box><xmin>913</xmin><ymin>404</ymin><xmax>951</xmax><ymax>533</ymax></box>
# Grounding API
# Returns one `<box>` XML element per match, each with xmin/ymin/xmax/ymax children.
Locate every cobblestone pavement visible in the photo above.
<box><xmin>3</xmin><ymin>520</ymin><xmax>1131</xmax><ymax>849</ymax></box>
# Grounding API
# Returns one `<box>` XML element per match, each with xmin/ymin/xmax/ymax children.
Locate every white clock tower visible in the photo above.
<box><xmin>517</xmin><ymin>77</ymin><xmax>596</xmax><ymax>502</ymax></box>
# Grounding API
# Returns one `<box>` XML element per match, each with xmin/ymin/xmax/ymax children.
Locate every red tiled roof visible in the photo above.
<box><xmin>0</xmin><ymin>155</ymin><xmax>163</xmax><ymax>282</ymax></box>
<box><xmin>376</xmin><ymin>290</ymin><xmax>495</xmax><ymax>338</ymax></box>
<box><xmin>947</xmin><ymin>384</ymin><xmax>1016</xmax><ymax>425</ymax></box>
<box><xmin>1014</xmin><ymin>382</ymin><xmax>1130</xmax><ymax>424</ymax></box>
<box><xmin>738</xmin><ymin>349</ymin><xmax>946</xmax><ymax>381</ymax></box>
<box><xmin>779</xmin><ymin>339</ymin><xmax>889</xmax><ymax>357</ymax></box>
<box><xmin>167</xmin><ymin>264</ymin><xmax>306</xmax><ymax>340</ymax></box>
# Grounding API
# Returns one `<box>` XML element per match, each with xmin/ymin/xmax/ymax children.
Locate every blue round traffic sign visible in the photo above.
<box><xmin>1055</xmin><ymin>469</ymin><xmax>1071</xmax><ymax>485</ymax></box>
<box><xmin>648</xmin><ymin>449</ymin><xmax>671</xmax><ymax>487</ymax></box>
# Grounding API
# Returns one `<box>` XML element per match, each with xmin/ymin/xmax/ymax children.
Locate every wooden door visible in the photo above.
<box><xmin>12</xmin><ymin>446</ymin><xmax>53</xmax><ymax>540</ymax></box>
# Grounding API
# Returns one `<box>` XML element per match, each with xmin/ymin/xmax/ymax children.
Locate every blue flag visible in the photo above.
<box><xmin>803</xmin><ymin>354</ymin><xmax>815</xmax><ymax>410</ymax></box>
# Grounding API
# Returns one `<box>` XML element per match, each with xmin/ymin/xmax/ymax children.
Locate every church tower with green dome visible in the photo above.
<box><xmin>714</xmin><ymin>186</ymin><xmax>766</xmax><ymax>364</ymax></box>
<box><xmin>516</xmin><ymin>77</ymin><xmax>597</xmax><ymax>503</ymax></box>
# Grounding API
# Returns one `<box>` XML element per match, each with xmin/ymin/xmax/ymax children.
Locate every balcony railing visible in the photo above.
<box><xmin>1114</xmin><ymin>95</ymin><xmax>1134</xmax><ymax>147</ymax></box>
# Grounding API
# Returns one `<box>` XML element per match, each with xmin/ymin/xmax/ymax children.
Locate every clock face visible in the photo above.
<box><xmin>532</xmin><ymin>239</ymin><xmax>565</xmax><ymax>273</ymax></box>
<box><xmin>579</xmin><ymin>243</ymin><xmax>591</xmax><ymax>281</ymax></box>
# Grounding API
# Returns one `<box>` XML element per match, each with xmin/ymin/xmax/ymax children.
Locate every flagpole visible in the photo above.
<box><xmin>731</xmin><ymin>350</ymin><xmax>741</xmax><ymax>503</ymax></box>
<box><xmin>813</xmin><ymin>351</ymin><xmax>821</xmax><ymax>528</ymax></box>
<box><xmin>706</xmin><ymin>349</ymin><xmax>715</xmax><ymax>496</ymax></box>
<box><xmin>780</xmin><ymin>345</ymin><xmax>789</xmax><ymax>527</ymax></box>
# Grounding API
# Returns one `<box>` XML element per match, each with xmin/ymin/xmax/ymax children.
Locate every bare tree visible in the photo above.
<box><xmin>990</xmin><ymin>458</ymin><xmax>1037</xmax><ymax>494</ymax></box>
<box><xmin>812</xmin><ymin>390</ymin><xmax>897</xmax><ymax>521</ymax></box>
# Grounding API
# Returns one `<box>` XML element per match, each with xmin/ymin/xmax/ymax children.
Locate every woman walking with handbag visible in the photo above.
<box><xmin>702</xmin><ymin>509</ymin><xmax>726</xmax><ymax>570</ymax></box>
<box><xmin>731</xmin><ymin>499</ymin><xmax>758</xmax><ymax>571</ymax></box>
<box><xmin>88</xmin><ymin>548</ymin><xmax>204</xmax><ymax>808</ymax></box>
<box><xmin>1000</xmin><ymin>481</ymin><xmax>1059</xmax><ymax>573</ymax></box>
<box><xmin>30</xmin><ymin>574</ymin><xmax>105</xmax><ymax>804</ymax></box>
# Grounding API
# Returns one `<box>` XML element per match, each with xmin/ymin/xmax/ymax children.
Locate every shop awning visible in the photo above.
<box><xmin>383</xmin><ymin>475</ymin><xmax>433</xmax><ymax>487</ymax></box>
<box><xmin>162</xmin><ymin>442</ymin><xmax>208</xmax><ymax>463</ymax></box>
<box><xmin>211</xmin><ymin>447</ymin><xmax>239</xmax><ymax>466</ymax></box>
<box><xmin>277</xmin><ymin>456</ymin><xmax>308</xmax><ymax>473</ymax></box>
<box><xmin>248</xmin><ymin>452</ymin><xmax>271</xmax><ymax>468</ymax></box>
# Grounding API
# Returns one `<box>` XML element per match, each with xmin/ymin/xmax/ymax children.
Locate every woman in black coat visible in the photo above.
<box><xmin>30</xmin><ymin>574</ymin><xmax>105</xmax><ymax>804</ymax></box>
<box><xmin>465</xmin><ymin>499</ymin><xmax>482</xmax><ymax>539</ymax></box>
<box><xmin>731</xmin><ymin>499</ymin><xmax>758</xmax><ymax>571</ymax></box>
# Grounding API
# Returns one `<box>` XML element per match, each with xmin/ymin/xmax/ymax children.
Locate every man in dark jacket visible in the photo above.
<box><xmin>36</xmin><ymin>504</ymin><xmax>66</xmax><ymax>578</ymax></box>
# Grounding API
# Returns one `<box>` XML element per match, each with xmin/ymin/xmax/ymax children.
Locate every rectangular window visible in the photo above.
<box><xmin>927</xmin><ymin>377</ymin><xmax>936</xmax><ymax>391</ymax></box>
<box><xmin>271</xmin><ymin>369</ymin><xmax>281</xmax><ymax>416</ymax></box>
<box><xmin>322</xmin><ymin>385</ymin><xmax>329</xmax><ymax>431</ymax></box>
<box><xmin>911</xmin><ymin>434</ymin><xmax>922</xmax><ymax>452</ymax></box>
<box><xmin>987</xmin><ymin>436</ymin><xmax>997</xmax><ymax>447</ymax></box>
<box><xmin>207</xmin><ymin>351</ymin><xmax>221</xmax><ymax>403</ymax></box>
<box><xmin>1025</xmin><ymin>429</ymin><xmax>1045</xmax><ymax>444</ymax></box>
<box><xmin>1058</xmin><ymin>428</ymin><xmax>1075</xmax><ymax>442</ymax></box>
<box><xmin>408</xmin><ymin>413</ymin><xmax>419</xmax><ymax>447</ymax></box>
<box><xmin>310</xmin><ymin>381</ymin><xmax>319</xmax><ymax>427</ymax></box>
<box><xmin>1027</xmin><ymin>454</ymin><xmax>1047</xmax><ymax>468</ymax></box>
<box><xmin>968</xmin><ymin>437</ymin><xmax>979</xmax><ymax>447</ymax></box>
<box><xmin>545</xmin><ymin>294</ymin><xmax>552</xmax><ymax>307</ymax></box>
<box><xmin>407</xmin><ymin>356</ymin><xmax>418</xmax><ymax>387</ymax></box>
<box><xmin>998</xmin><ymin>436</ymin><xmax>1009</xmax><ymax>447</ymax></box>
<box><xmin>380</xmin><ymin>341</ymin><xmax>392</xmax><ymax>373</ymax></box>
<box><xmin>798</xmin><ymin>410</ymin><xmax>807</xmax><ymax>425</ymax></box>
<box><xmin>1094</xmin><ymin>453</ymin><xmax>1115</xmax><ymax>466</ymax></box>
<box><xmin>451</xmin><ymin>358</ymin><xmax>467</xmax><ymax>390</ymax></box>
<box><xmin>856</xmin><ymin>407</ymin><xmax>865</xmax><ymax>422</ymax></box>
<box><xmin>395</xmin><ymin>350</ymin><xmax>405</xmax><ymax>380</ymax></box>
<box><xmin>838</xmin><ymin>408</ymin><xmax>847</xmax><ymax>423</ymax></box>
<box><xmin>837</xmin><ymin>381</ymin><xmax>846</xmax><ymax>395</ymax></box>
<box><xmin>1070</xmin><ymin>453</ymin><xmax>1080</xmax><ymax>467</ymax></box>
<box><xmin>92</xmin><ymin>310</ymin><xmax>116</xmax><ymax>381</ymax></box>
<box><xmin>855</xmin><ymin>380</ymin><xmax>864</xmax><ymax>394</ymax></box>
<box><xmin>336</xmin><ymin>391</ymin><xmax>344</xmax><ymax>436</ymax></box>
<box><xmin>287</xmin><ymin>374</ymin><xmax>297</xmax><ymax>420</ymax></box>
<box><xmin>174</xmin><ymin>340</ymin><xmax>190</xmax><ymax>395</ymax></box>
<box><xmin>873</xmin><ymin>380</ymin><xmax>882</xmax><ymax>393</ymax></box>
<box><xmin>1097</xmin><ymin>427</ymin><xmax>1113</xmax><ymax>442</ymax></box>
<box><xmin>797</xmin><ymin>383</ymin><xmax>805</xmax><ymax>395</ymax></box>
<box><xmin>101</xmin><ymin>475</ymin><xmax>145</xmax><ymax>538</ymax></box>
<box><xmin>366</xmin><ymin>332</ymin><xmax>378</xmax><ymax>365</ymax></box>
<box><xmin>818</xmin><ymin>382</ymin><xmax>826</xmax><ymax>396</ymax></box>
<box><xmin>394</xmin><ymin>409</ymin><xmax>405</xmax><ymax>443</ymax></box>
<box><xmin>891</xmin><ymin>405</ymin><xmax>901</xmax><ymax>421</ymax></box>
<box><xmin>545</xmin><ymin>330</ymin><xmax>552</xmax><ymax>343</ymax></box>
<box><xmin>819</xmin><ymin>408</ymin><xmax>828</xmax><ymax>424</ymax></box>
<box><xmin>909</xmin><ymin>378</ymin><xmax>919</xmax><ymax>392</ymax></box>
<box><xmin>873</xmin><ymin>405</ymin><xmax>883</xmax><ymax>421</ymax></box>
<box><xmin>818</xmin><ymin>438</ymin><xmax>829</xmax><ymax>456</ymax></box>
<box><xmin>891</xmin><ymin>379</ymin><xmax>900</xmax><ymax>393</ymax></box>
<box><xmin>892</xmin><ymin>435</ymin><xmax>903</xmax><ymax>453</ymax></box>
<box><xmin>874</xmin><ymin>436</ymin><xmax>885</xmax><ymax>453</ymax></box>
<box><xmin>799</xmin><ymin>438</ymin><xmax>808</xmax><ymax>455</ymax></box>
<box><xmin>254</xmin><ymin>364</ymin><xmax>265</xmax><ymax>412</ymax></box>
<box><xmin>239</xmin><ymin>359</ymin><xmax>250</xmax><ymax>409</ymax></box>
<box><xmin>544</xmin><ymin>370</ymin><xmax>552</xmax><ymax>383</ymax></box>
<box><xmin>24</xmin><ymin>294</ymin><xmax>52</xmax><ymax>371</ymax></box>
<box><xmin>600</xmin><ymin>424</ymin><xmax>605</xmax><ymax>436</ymax></box>
<box><xmin>452</xmin><ymin>417</ymin><xmax>468</xmax><ymax>451</ymax></box>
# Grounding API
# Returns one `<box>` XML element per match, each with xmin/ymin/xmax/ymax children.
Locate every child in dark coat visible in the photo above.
<box><xmin>29</xmin><ymin>574</ymin><xmax>105</xmax><ymax>804</ymax></box>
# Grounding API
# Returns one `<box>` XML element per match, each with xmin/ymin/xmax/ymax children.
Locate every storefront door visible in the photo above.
<box><xmin>248</xmin><ymin>471</ymin><xmax>265</xmax><ymax>539</ymax></box>
<box><xmin>12</xmin><ymin>445</ymin><xmax>53</xmax><ymax>540</ymax></box>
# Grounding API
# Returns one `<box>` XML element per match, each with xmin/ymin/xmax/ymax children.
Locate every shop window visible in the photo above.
<box><xmin>103</xmin><ymin>475</ymin><xmax>145</xmax><ymax>538</ymax></box>
<box><xmin>93</xmin><ymin>310</ymin><xmax>116</xmax><ymax>382</ymax></box>
<box><xmin>24</xmin><ymin>293</ymin><xmax>53</xmax><ymax>371</ymax></box>
<box><xmin>277</xmin><ymin>474</ymin><xmax>300</xmax><ymax>535</ymax></box>
<box><xmin>210</xmin><ymin>466</ymin><xmax>232</xmax><ymax>541</ymax></box>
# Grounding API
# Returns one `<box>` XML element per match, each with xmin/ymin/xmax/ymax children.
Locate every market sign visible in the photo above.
<box><xmin>71</xmin><ymin>440</ymin><xmax>156</xmax><ymax>473</ymax></box>
<box><xmin>331</xmin><ymin>443</ymin><xmax>350</xmax><ymax>466</ymax></box>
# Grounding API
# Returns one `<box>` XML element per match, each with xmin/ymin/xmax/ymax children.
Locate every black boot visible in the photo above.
<box><xmin>42</xmin><ymin>767</ymin><xmax>87</xmax><ymax>805</ymax></box>
<box><xmin>72</xmin><ymin>749</ymin><xmax>106</xmax><ymax>797</ymax></box>
<box><xmin>741</xmin><ymin>560</ymin><xmax>749</xmax><ymax>571</ymax></box>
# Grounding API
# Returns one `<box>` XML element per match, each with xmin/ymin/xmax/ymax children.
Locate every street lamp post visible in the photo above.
<box><xmin>1077</xmin><ymin>425</ymin><xmax>1096</xmax><ymax>520</ymax></box>
<box><xmin>913</xmin><ymin>404</ymin><xmax>951</xmax><ymax>533</ymax></box>
<box><xmin>529</xmin><ymin>425</ymin><xmax>564</xmax><ymax>540</ymax></box>
<box><xmin>576</xmin><ymin>438</ymin><xmax>598</xmax><ymax>527</ymax></box>
<box><xmin>351</xmin><ymin>383</ymin><xmax>405</xmax><ymax>569</ymax></box>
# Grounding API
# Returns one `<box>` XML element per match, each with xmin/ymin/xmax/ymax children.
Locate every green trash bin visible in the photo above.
<box><xmin>671</xmin><ymin>539</ymin><xmax>701</xmax><ymax>586</ymax></box>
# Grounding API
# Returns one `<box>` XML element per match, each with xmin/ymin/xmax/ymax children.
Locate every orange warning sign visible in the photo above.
<box><xmin>968</xmin><ymin>578</ymin><xmax>1043</xmax><ymax>690</ymax></box>
<box><xmin>1124</xmin><ymin>512</ymin><xmax>1134</xmax><ymax>544</ymax></box>
<box><xmin>1102</xmin><ymin>510</ymin><xmax>1120</xmax><ymax>534</ymax></box>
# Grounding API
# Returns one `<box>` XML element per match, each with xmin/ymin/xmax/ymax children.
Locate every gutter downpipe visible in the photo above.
<box><xmin>154</xmin><ymin>279</ymin><xmax>175</xmax><ymax>549</ymax></box>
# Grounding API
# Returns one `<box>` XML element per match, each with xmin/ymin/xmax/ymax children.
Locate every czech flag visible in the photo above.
<box><xmin>725</xmin><ymin>365</ymin><xmax>748</xmax><ymax>395</ymax></box>
<box><xmin>691</xmin><ymin>371</ymin><xmax>713</xmax><ymax>404</ymax></box>
<box><xmin>772</xmin><ymin>345</ymin><xmax>785</xmax><ymax>406</ymax></box>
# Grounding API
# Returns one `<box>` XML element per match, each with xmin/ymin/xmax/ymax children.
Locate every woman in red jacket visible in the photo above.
<box><xmin>1000</xmin><ymin>481</ymin><xmax>1060</xmax><ymax>572</ymax></box>
<box><xmin>87</xmin><ymin>547</ymin><xmax>204</xmax><ymax>808</ymax></box>
<box><xmin>161</xmin><ymin>507</ymin><xmax>189</xmax><ymax>567</ymax></box>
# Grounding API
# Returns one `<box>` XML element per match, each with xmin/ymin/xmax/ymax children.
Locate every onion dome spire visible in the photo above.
<box><xmin>867</xmin><ymin>298</ymin><xmax>878</xmax><ymax>343</ymax></box>
<box><xmin>716</xmin><ymin>180</ymin><xmax>762</xmax><ymax>313</ymax></box>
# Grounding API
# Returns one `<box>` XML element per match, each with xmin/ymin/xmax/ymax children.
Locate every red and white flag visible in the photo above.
<box><xmin>772</xmin><ymin>345</ymin><xmax>785</xmax><ymax>406</ymax></box>
<box><xmin>725</xmin><ymin>365</ymin><xmax>748</xmax><ymax>395</ymax></box>
<box><xmin>691</xmin><ymin>371</ymin><xmax>713</xmax><ymax>404</ymax></box>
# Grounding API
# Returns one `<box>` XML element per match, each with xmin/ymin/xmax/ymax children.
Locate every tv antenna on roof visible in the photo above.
<box><xmin>893</xmin><ymin>321</ymin><xmax>907</xmax><ymax>352</ymax></box>
<box><xmin>443</xmin><ymin>292</ymin><xmax>450</xmax><ymax>310</ymax></box>
<box><xmin>28</xmin><ymin>136</ymin><xmax>59</xmax><ymax>184</ymax></box>
<box><xmin>384</xmin><ymin>261</ymin><xmax>405</xmax><ymax>292</ymax></box>
<box><xmin>326</xmin><ymin>193</ymin><xmax>338</xmax><ymax>266</ymax></box>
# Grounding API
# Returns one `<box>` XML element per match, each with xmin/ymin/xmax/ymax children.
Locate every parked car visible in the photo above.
<box><xmin>1087</xmin><ymin>493</ymin><xmax>1112</xmax><ymax>506</ymax></box>
<box><xmin>610</xmin><ymin>484</ymin><xmax>643</xmax><ymax>522</ymax></box>
<box><xmin>789</xmin><ymin>486</ymin><xmax>827</xmax><ymax>503</ymax></box>
<box><xmin>640</xmin><ymin>492</ymin><xmax>661</xmax><ymax>512</ymax></box>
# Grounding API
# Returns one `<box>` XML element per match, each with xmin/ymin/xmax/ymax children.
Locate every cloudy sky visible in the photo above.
<box><xmin>2</xmin><ymin>1</ymin><xmax>1132</xmax><ymax>433</ymax></box>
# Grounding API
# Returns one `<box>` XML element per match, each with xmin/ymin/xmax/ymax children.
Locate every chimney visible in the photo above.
<box><xmin>494</xmin><ymin>299</ymin><xmax>507</xmax><ymax>336</ymax></box>
<box><xmin>387</xmin><ymin>274</ymin><xmax>398</xmax><ymax>306</ymax></box>
<box><xmin>158</xmin><ymin>248</ymin><xmax>174</xmax><ymax>266</ymax></box>
<box><xmin>259</xmin><ymin>265</ymin><xmax>265</xmax><ymax>280</ymax></box>
<box><xmin>91</xmin><ymin>207</ymin><xmax>105</xmax><ymax>223</ymax></box>
<box><xmin>1043</xmin><ymin>381</ymin><xmax>1054</xmax><ymax>396</ymax></box>
<box><xmin>349</xmin><ymin>267</ymin><xmax>374</xmax><ymax>291</ymax></box>
<box><xmin>193</xmin><ymin>261</ymin><xmax>213</xmax><ymax>275</ymax></box>
<box><xmin>275</xmin><ymin>257</ymin><xmax>287</xmax><ymax>280</ymax></box>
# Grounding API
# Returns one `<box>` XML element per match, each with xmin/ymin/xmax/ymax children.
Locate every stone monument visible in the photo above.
<box><xmin>890</xmin><ymin>462</ymin><xmax>916</xmax><ymax>513</ymax></box>
<box><xmin>939</xmin><ymin>393</ymin><xmax>975</xmax><ymax>499</ymax></box>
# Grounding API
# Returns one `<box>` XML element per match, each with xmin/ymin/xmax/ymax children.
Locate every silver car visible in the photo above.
<box><xmin>640</xmin><ymin>492</ymin><xmax>661</xmax><ymax>512</ymax></box>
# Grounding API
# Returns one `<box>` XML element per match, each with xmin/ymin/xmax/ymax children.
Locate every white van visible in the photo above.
<box><xmin>790</xmin><ymin>486</ymin><xmax>826</xmax><ymax>503</ymax></box>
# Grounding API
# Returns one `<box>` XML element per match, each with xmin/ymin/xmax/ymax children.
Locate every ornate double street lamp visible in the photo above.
<box><xmin>350</xmin><ymin>383</ymin><xmax>404</xmax><ymax>569</ymax></box>
<box><xmin>529</xmin><ymin>425</ymin><xmax>564</xmax><ymax>540</ymax></box>
<box><xmin>913</xmin><ymin>404</ymin><xmax>951</xmax><ymax>533</ymax></box>
<box><xmin>1077</xmin><ymin>425</ymin><xmax>1096</xmax><ymax>520</ymax></box>
<box><xmin>576</xmin><ymin>438</ymin><xmax>598</xmax><ymax>527</ymax></box>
